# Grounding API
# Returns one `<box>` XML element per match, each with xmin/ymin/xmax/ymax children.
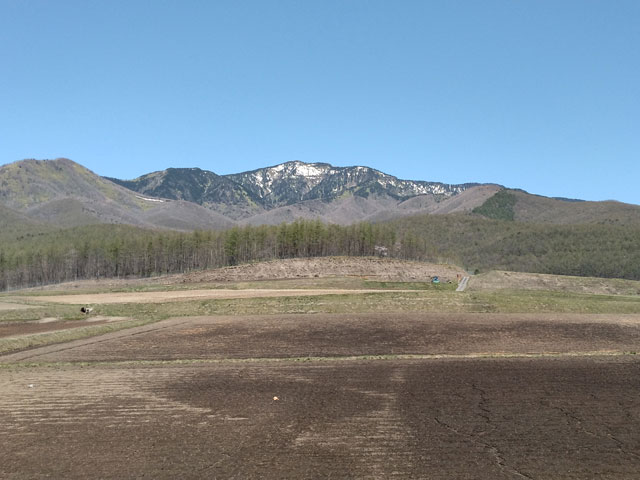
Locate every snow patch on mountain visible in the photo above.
<box><xmin>293</xmin><ymin>163</ymin><xmax>326</xmax><ymax>178</ymax></box>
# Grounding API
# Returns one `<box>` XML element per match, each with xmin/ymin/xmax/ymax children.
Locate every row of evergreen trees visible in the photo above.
<box><xmin>2</xmin><ymin>215</ymin><xmax>640</xmax><ymax>290</ymax></box>
<box><xmin>0</xmin><ymin>221</ymin><xmax>401</xmax><ymax>290</ymax></box>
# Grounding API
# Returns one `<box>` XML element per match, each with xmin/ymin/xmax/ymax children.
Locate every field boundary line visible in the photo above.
<box><xmin>2</xmin><ymin>350</ymin><xmax>637</xmax><ymax>369</ymax></box>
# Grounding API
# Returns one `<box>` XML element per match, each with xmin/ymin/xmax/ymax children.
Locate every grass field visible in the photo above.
<box><xmin>1</xmin><ymin>266</ymin><xmax>640</xmax><ymax>478</ymax></box>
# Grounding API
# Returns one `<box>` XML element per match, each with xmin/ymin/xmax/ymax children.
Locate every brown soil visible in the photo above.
<box><xmin>1</xmin><ymin>358</ymin><xmax>639</xmax><ymax>479</ymax></box>
<box><xmin>5</xmin><ymin>313</ymin><xmax>640</xmax><ymax>363</ymax></box>
<box><xmin>3</xmin><ymin>301</ymin><xmax>640</xmax><ymax>478</ymax></box>
<box><xmin>0</xmin><ymin>316</ymin><xmax>128</xmax><ymax>339</ymax></box>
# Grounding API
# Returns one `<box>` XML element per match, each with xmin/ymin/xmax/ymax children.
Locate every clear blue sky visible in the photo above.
<box><xmin>1</xmin><ymin>1</ymin><xmax>639</xmax><ymax>204</ymax></box>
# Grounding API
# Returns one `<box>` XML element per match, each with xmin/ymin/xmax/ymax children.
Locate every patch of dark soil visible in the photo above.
<box><xmin>1</xmin><ymin>358</ymin><xmax>639</xmax><ymax>479</ymax></box>
<box><xmin>0</xmin><ymin>319</ymin><xmax>110</xmax><ymax>338</ymax></box>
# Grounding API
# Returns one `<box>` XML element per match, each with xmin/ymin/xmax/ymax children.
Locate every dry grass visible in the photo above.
<box><xmin>471</xmin><ymin>270</ymin><xmax>640</xmax><ymax>296</ymax></box>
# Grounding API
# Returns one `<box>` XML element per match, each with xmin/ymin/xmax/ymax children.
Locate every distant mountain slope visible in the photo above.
<box><xmin>0</xmin><ymin>159</ymin><xmax>233</xmax><ymax>230</ymax></box>
<box><xmin>226</xmin><ymin>161</ymin><xmax>476</xmax><ymax>207</ymax></box>
<box><xmin>4</xmin><ymin>157</ymin><xmax>639</xmax><ymax>233</ymax></box>
<box><xmin>0</xmin><ymin>202</ymin><xmax>38</xmax><ymax>228</ymax></box>
<box><xmin>240</xmin><ymin>184</ymin><xmax>503</xmax><ymax>226</ymax></box>
<box><xmin>111</xmin><ymin>160</ymin><xmax>482</xmax><ymax>222</ymax></box>
<box><xmin>0</xmin><ymin>158</ymin><xmax>146</xmax><ymax>210</ymax></box>
<box><xmin>511</xmin><ymin>190</ymin><xmax>640</xmax><ymax>225</ymax></box>
<box><xmin>106</xmin><ymin>167</ymin><xmax>263</xmax><ymax>218</ymax></box>
<box><xmin>0</xmin><ymin>203</ymin><xmax>53</xmax><ymax>243</ymax></box>
<box><xmin>473</xmin><ymin>188</ymin><xmax>640</xmax><ymax>225</ymax></box>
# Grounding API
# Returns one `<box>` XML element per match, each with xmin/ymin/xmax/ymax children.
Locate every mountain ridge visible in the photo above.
<box><xmin>2</xmin><ymin>158</ymin><xmax>640</xmax><ymax>232</ymax></box>
<box><xmin>108</xmin><ymin>160</ymin><xmax>481</xmax><ymax>214</ymax></box>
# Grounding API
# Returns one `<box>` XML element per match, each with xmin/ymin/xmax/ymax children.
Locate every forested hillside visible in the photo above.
<box><xmin>2</xmin><ymin>214</ymin><xmax>640</xmax><ymax>291</ymax></box>
<box><xmin>473</xmin><ymin>189</ymin><xmax>640</xmax><ymax>225</ymax></box>
<box><xmin>386</xmin><ymin>214</ymin><xmax>640</xmax><ymax>279</ymax></box>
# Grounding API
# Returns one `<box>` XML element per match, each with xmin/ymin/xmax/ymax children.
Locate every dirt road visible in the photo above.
<box><xmin>456</xmin><ymin>276</ymin><xmax>469</xmax><ymax>291</ymax></box>
<box><xmin>15</xmin><ymin>288</ymin><xmax>416</xmax><ymax>305</ymax></box>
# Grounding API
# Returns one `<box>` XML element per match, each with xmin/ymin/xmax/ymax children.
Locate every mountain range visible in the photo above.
<box><xmin>1</xmin><ymin>158</ymin><xmax>639</xmax><ymax>233</ymax></box>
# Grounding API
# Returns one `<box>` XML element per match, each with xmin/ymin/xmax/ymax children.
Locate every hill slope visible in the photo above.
<box><xmin>3</xmin><ymin>157</ymin><xmax>639</xmax><ymax>232</ymax></box>
<box><xmin>0</xmin><ymin>159</ymin><xmax>233</xmax><ymax>230</ymax></box>
<box><xmin>473</xmin><ymin>189</ymin><xmax>640</xmax><ymax>226</ymax></box>
<box><xmin>107</xmin><ymin>167</ymin><xmax>263</xmax><ymax>219</ymax></box>
<box><xmin>0</xmin><ymin>203</ymin><xmax>53</xmax><ymax>243</ymax></box>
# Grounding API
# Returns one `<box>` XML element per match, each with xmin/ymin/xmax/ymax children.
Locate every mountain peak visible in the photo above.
<box><xmin>265</xmin><ymin>161</ymin><xmax>332</xmax><ymax>179</ymax></box>
<box><xmin>108</xmin><ymin>159</ymin><xmax>478</xmax><ymax>212</ymax></box>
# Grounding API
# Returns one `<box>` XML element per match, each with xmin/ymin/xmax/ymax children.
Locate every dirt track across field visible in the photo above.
<box><xmin>15</xmin><ymin>288</ymin><xmax>416</xmax><ymax>305</ymax></box>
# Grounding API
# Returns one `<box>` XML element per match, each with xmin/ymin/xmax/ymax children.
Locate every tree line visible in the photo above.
<box><xmin>0</xmin><ymin>221</ymin><xmax>399</xmax><ymax>290</ymax></box>
<box><xmin>2</xmin><ymin>215</ymin><xmax>640</xmax><ymax>290</ymax></box>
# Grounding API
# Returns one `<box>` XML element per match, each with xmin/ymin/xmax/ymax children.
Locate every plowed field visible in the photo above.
<box><xmin>2</xmin><ymin>304</ymin><xmax>640</xmax><ymax>478</ymax></box>
<box><xmin>4</xmin><ymin>313</ymin><xmax>640</xmax><ymax>363</ymax></box>
<box><xmin>1</xmin><ymin>358</ymin><xmax>639</xmax><ymax>479</ymax></box>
